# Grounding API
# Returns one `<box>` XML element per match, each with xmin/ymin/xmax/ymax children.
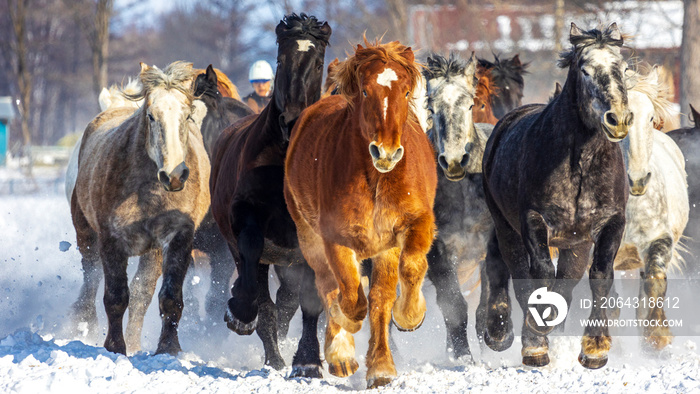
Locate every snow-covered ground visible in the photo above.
<box><xmin>1</xmin><ymin>189</ymin><xmax>699</xmax><ymax>393</ymax></box>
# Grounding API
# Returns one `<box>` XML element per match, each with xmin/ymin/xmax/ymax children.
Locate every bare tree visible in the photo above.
<box><xmin>64</xmin><ymin>0</ymin><xmax>114</xmax><ymax>113</ymax></box>
<box><xmin>681</xmin><ymin>0</ymin><xmax>700</xmax><ymax>126</ymax></box>
<box><xmin>6</xmin><ymin>0</ymin><xmax>33</xmax><ymax>171</ymax></box>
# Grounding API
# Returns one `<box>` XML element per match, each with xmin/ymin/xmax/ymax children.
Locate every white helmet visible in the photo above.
<box><xmin>249</xmin><ymin>60</ymin><xmax>274</xmax><ymax>82</ymax></box>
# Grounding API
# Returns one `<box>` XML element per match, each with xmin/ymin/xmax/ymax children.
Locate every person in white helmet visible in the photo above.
<box><xmin>244</xmin><ymin>60</ymin><xmax>274</xmax><ymax>113</ymax></box>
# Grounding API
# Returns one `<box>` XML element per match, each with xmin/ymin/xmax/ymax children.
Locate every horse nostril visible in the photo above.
<box><xmin>180</xmin><ymin>167</ymin><xmax>190</xmax><ymax>183</ymax></box>
<box><xmin>626</xmin><ymin>112</ymin><xmax>634</xmax><ymax>126</ymax></box>
<box><xmin>438</xmin><ymin>155</ymin><xmax>448</xmax><ymax>170</ymax></box>
<box><xmin>392</xmin><ymin>146</ymin><xmax>404</xmax><ymax>162</ymax></box>
<box><xmin>605</xmin><ymin>112</ymin><xmax>619</xmax><ymax>127</ymax></box>
<box><xmin>460</xmin><ymin>153</ymin><xmax>470</xmax><ymax>168</ymax></box>
<box><xmin>158</xmin><ymin>170</ymin><xmax>170</xmax><ymax>187</ymax></box>
<box><xmin>369</xmin><ymin>143</ymin><xmax>381</xmax><ymax>160</ymax></box>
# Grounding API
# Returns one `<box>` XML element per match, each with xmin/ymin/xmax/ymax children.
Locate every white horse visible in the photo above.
<box><xmin>615</xmin><ymin>66</ymin><xmax>689</xmax><ymax>350</ymax></box>
<box><xmin>65</xmin><ymin>79</ymin><xmax>144</xmax><ymax>203</ymax></box>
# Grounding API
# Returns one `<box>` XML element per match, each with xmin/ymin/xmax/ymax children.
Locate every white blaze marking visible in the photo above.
<box><xmin>297</xmin><ymin>39</ymin><xmax>315</xmax><ymax>52</ymax></box>
<box><xmin>383</xmin><ymin>97</ymin><xmax>388</xmax><ymax>120</ymax></box>
<box><xmin>377</xmin><ymin>68</ymin><xmax>398</xmax><ymax>88</ymax></box>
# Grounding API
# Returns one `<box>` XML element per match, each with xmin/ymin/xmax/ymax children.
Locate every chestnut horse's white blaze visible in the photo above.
<box><xmin>297</xmin><ymin>39</ymin><xmax>315</xmax><ymax>52</ymax></box>
<box><xmin>377</xmin><ymin>67</ymin><xmax>398</xmax><ymax>88</ymax></box>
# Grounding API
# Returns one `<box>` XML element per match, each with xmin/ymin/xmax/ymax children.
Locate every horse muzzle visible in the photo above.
<box><xmin>438</xmin><ymin>153</ymin><xmax>469</xmax><ymax>181</ymax></box>
<box><xmin>628</xmin><ymin>172</ymin><xmax>651</xmax><ymax>196</ymax></box>
<box><xmin>369</xmin><ymin>142</ymin><xmax>404</xmax><ymax>173</ymax></box>
<box><xmin>602</xmin><ymin>110</ymin><xmax>633</xmax><ymax>142</ymax></box>
<box><xmin>158</xmin><ymin>162</ymin><xmax>190</xmax><ymax>192</ymax></box>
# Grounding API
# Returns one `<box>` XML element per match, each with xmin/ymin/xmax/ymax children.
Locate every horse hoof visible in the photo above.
<box><xmin>155</xmin><ymin>343</ymin><xmax>182</xmax><ymax>356</ymax></box>
<box><xmin>289</xmin><ymin>365</ymin><xmax>323</xmax><ymax>379</ymax></box>
<box><xmin>578</xmin><ymin>352</ymin><xmax>608</xmax><ymax>369</ymax></box>
<box><xmin>327</xmin><ymin>358</ymin><xmax>359</xmax><ymax>377</ymax></box>
<box><xmin>367</xmin><ymin>376</ymin><xmax>393</xmax><ymax>389</ymax></box>
<box><xmin>225</xmin><ymin>309</ymin><xmax>257</xmax><ymax>335</ymax></box>
<box><xmin>265</xmin><ymin>356</ymin><xmax>286</xmax><ymax>371</ymax></box>
<box><xmin>484</xmin><ymin>328</ymin><xmax>514</xmax><ymax>352</ymax></box>
<box><xmin>392</xmin><ymin>311</ymin><xmax>425</xmax><ymax>332</ymax></box>
<box><xmin>522</xmin><ymin>353</ymin><xmax>550</xmax><ymax>367</ymax></box>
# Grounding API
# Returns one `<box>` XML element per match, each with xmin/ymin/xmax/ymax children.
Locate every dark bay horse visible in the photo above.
<box><xmin>284</xmin><ymin>39</ymin><xmax>437</xmax><ymax>388</ymax></box>
<box><xmin>422</xmin><ymin>52</ymin><xmax>496</xmax><ymax>359</ymax></box>
<box><xmin>209</xmin><ymin>13</ymin><xmax>331</xmax><ymax>377</ymax></box>
<box><xmin>194</xmin><ymin>67</ymin><xmax>241</xmax><ymax>100</ymax></box>
<box><xmin>667</xmin><ymin>104</ymin><xmax>700</xmax><ymax>248</ymax></box>
<box><xmin>481</xmin><ymin>23</ymin><xmax>632</xmax><ymax>369</ymax></box>
<box><xmin>477</xmin><ymin>54</ymin><xmax>528</xmax><ymax>119</ymax></box>
<box><xmin>71</xmin><ymin>61</ymin><xmax>211</xmax><ymax>355</ymax></box>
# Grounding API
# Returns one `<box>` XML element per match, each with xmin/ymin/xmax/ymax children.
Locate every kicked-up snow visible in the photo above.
<box><xmin>1</xmin><ymin>192</ymin><xmax>699</xmax><ymax>393</ymax></box>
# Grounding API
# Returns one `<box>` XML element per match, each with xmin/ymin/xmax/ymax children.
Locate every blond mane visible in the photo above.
<box><xmin>332</xmin><ymin>38</ymin><xmax>422</xmax><ymax>106</ymax></box>
<box><xmin>128</xmin><ymin>61</ymin><xmax>195</xmax><ymax>104</ymax></box>
<box><xmin>628</xmin><ymin>65</ymin><xmax>675</xmax><ymax>130</ymax></box>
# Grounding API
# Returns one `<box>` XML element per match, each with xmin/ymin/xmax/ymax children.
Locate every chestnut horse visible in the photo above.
<box><xmin>71</xmin><ymin>61</ymin><xmax>211</xmax><ymax>355</ymax></box>
<box><xmin>477</xmin><ymin>54</ymin><xmax>528</xmax><ymax>119</ymax></box>
<box><xmin>210</xmin><ymin>13</ymin><xmax>332</xmax><ymax>376</ymax></box>
<box><xmin>285</xmin><ymin>39</ymin><xmax>437</xmax><ymax>388</ymax></box>
<box><xmin>473</xmin><ymin>68</ymin><xmax>499</xmax><ymax>124</ymax></box>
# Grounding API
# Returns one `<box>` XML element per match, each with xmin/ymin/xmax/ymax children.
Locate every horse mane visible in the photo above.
<box><xmin>333</xmin><ymin>37</ymin><xmax>422</xmax><ymax>106</ymax></box>
<box><xmin>476</xmin><ymin>69</ymin><xmax>497</xmax><ymax>100</ymax></box>
<box><xmin>628</xmin><ymin>65</ymin><xmax>675</xmax><ymax>129</ymax></box>
<box><xmin>276</xmin><ymin>13</ymin><xmax>332</xmax><ymax>45</ymax></box>
<box><xmin>557</xmin><ymin>25</ymin><xmax>625</xmax><ymax>69</ymax></box>
<box><xmin>127</xmin><ymin>61</ymin><xmax>195</xmax><ymax>103</ymax></box>
<box><xmin>424</xmin><ymin>52</ymin><xmax>475</xmax><ymax>84</ymax></box>
<box><xmin>477</xmin><ymin>54</ymin><xmax>528</xmax><ymax>92</ymax></box>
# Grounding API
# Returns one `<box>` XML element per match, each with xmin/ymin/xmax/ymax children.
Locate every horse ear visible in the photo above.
<box><xmin>401</xmin><ymin>47</ymin><xmax>415</xmax><ymax>63</ymax></box>
<box><xmin>320</xmin><ymin>21</ymin><xmax>332</xmax><ymax>38</ymax></box>
<box><xmin>98</xmin><ymin>87</ymin><xmax>112</xmax><ymax>112</ymax></box>
<box><xmin>511</xmin><ymin>54</ymin><xmax>521</xmax><ymax>67</ymax></box>
<box><xmin>570</xmin><ymin>23</ymin><xmax>584</xmax><ymax>40</ymax></box>
<box><xmin>554</xmin><ymin>82</ymin><xmax>562</xmax><ymax>96</ymax></box>
<box><xmin>648</xmin><ymin>65</ymin><xmax>659</xmax><ymax>85</ymax></box>
<box><xmin>465</xmin><ymin>52</ymin><xmax>477</xmax><ymax>83</ymax></box>
<box><xmin>139</xmin><ymin>62</ymin><xmax>149</xmax><ymax>74</ymax></box>
<box><xmin>691</xmin><ymin>104</ymin><xmax>700</xmax><ymax>128</ymax></box>
<box><xmin>608</xmin><ymin>22</ymin><xmax>622</xmax><ymax>41</ymax></box>
<box><xmin>206</xmin><ymin>65</ymin><xmax>218</xmax><ymax>84</ymax></box>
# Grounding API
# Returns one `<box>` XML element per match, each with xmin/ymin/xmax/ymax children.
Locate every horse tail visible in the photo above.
<box><xmin>669</xmin><ymin>235</ymin><xmax>691</xmax><ymax>273</ymax></box>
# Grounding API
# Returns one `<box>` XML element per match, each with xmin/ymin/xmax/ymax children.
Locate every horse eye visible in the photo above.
<box><xmin>405</xmin><ymin>91</ymin><xmax>410</xmax><ymax>98</ymax></box>
<box><xmin>650</xmin><ymin>116</ymin><xmax>654</xmax><ymax>123</ymax></box>
<box><xmin>469</xmin><ymin>104</ymin><xmax>474</xmax><ymax>110</ymax></box>
<box><xmin>481</xmin><ymin>104</ymin><xmax>485</xmax><ymax>110</ymax></box>
<box><xmin>362</xmin><ymin>90</ymin><xmax>367</xmax><ymax>97</ymax></box>
<box><xmin>147</xmin><ymin>113</ymin><xmax>155</xmax><ymax>122</ymax></box>
<box><xmin>581</xmin><ymin>69</ymin><xmax>589</xmax><ymax>77</ymax></box>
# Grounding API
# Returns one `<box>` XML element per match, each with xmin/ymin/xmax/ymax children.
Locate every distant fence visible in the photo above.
<box><xmin>0</xmin><ymin>175</ymin><xmax>66</xmax><ymax>196</ymax></box>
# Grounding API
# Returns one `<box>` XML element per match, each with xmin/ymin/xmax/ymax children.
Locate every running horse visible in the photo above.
<box><xmin>481</xmin><ymin>23</ymin><xmax>632</xmax><ymax>369</ymax></box>
<box><xmin>210</xmin><ymin>13</ymin><xmax>331</xmax><ymax>376</ymax></box>
<box><xmin>71</xmin><ymin>61</ymin><xmax>211</xmax><ymax>355</ymax></box>
<box><xmin>472</xmin><ymin>68</ymin><xmax>499</xmax><ymax>124</ymax></box>
<box><xmin>477</xmin><ymin>54</ymin><xmax>528</xmax><ymax>119</ymax></box>
<box><xmin>284</xmin><ymin>39</ymin><xmax>437</xmax><ymax>388</ymax></box>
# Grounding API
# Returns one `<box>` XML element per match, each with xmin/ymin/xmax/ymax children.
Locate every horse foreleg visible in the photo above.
<box><xmin>521</xmin><ymin>210</ymin><xmax>557</xmax><ymax>336</ymax></box>
<box><xmin>324</xmin><ymin>242</ymin><xmax>367</xmax><ymax>333</ymax></box>
<box><xmin>125</xmin><ymin>249</ymin><xmax>162</xmax><ymax>353</ymax></box>
<box><xmin>255</xmin><ymin>264</ymin><xmax>285</xmax><ymax>369</ymax></box>
<box><xmin>427</xmin><ymin>238</ymin><xmax>471</xmax><ymax>359</ymax></box>
<box><xmin>274</xmin><ymin>264</ymin><xmax>301</xmax><ymax>339</ymax></box>
<box><xmin>101</xmin><ymin>236</ymin><xmax>130</xmax><ymax>355</ymax></box>
<box><xmin>641</xmin><ymin>237</ymin><xmax>674</xmax><ymax>350</ymax></box>
<box><xmin>225</xmin><ymin>211</ymin><xmax>264</xmax><ymax>335</ymax></box>
<box><xmin>477</xmin><ymin>231</ymin><xmax>514</xmax><ymax>352</ymax></box>
<box><xmin>392</xmin><ymin>215</ymin><xmax>431</xmax><ymax>332</ymax></box>
<box><xmin>580</xmin><ymin>214</ymin><xmax>624</xmax><ymax>369</ymax></box>
<box><xmin>366</xmin><ymin>248</ymin><xmax>400</xmax><ymax>389</ymax></box>
<box><xmin>289</xmin><ymin>263</ymin><xmax>323</xmax><ymax>378</ymax></box>
<box><xmin>155</xmin><ymin>228</ymin><xmax>194</xmax><ymax>355</ymax></box>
